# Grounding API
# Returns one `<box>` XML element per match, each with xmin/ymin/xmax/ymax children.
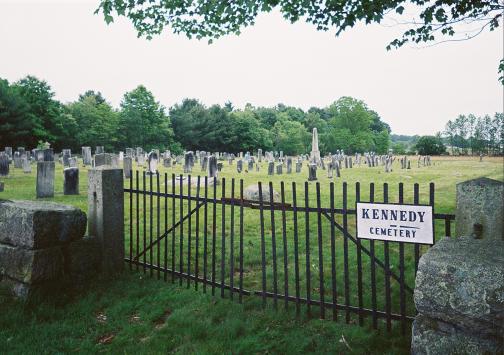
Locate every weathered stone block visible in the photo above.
<box><xmin>0</xmin><ymin>244</ymin><xmax>63</xmax><ymax>284</ymax></box>
<box><xmin>412</xmin><ymin>314</ymin><xmax>503</xmax><ymax>355</ymax></box>
<box><xmin>456</xmin><ymin>178</ymin><xmax>503</xmax><ymax>240</ymax></box>
<box><xmin>414</xmin><ymin>236</ymin><xmax>504</xmax><ymax>339</ymax></box>
<box><xmin>88</xmin><ymin>168</ymin><xmax>124</xmax><ymax>274</ymax></box>
<box><xmin>63</xmin><ymin>236</ymin><xmax>101</xmax><ymax>280</ymax></box>
<box><xmin>0</xmin><ymin>200</ymin><xmax>86</xmax><ymax>249</ymax></box>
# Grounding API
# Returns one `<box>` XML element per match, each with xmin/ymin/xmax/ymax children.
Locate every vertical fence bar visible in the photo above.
<box><xmin>211</xmin><ymin>180</ymin><xmax>217</xmax><ymax>295</ymax></box>
<box><xmin>398</xmin><ymin>182</ymin><xmax>406</xmax><ymax>335</ymax></box>
<box><xmin>329</xmin><ymin>182</ymin><xmax>337</xmax><ymax>321</ymax></box>
<box><xmin>239</xmin><ymin>179</ymin><xmax>244</xmax><ymax>303</ymax></box>
<box><xmin>316</xmin><ymin>182</ymin><xmax>325</xmax><ymax>319</ymax></box>
<box><xmin>342</xmin><ymin>182</ymin><xmax>350</xmax><ymax>323</ymax></box>
<box><xmin>136</xmin><ymin>170</ymin><xmax>139</xmax><ymax>272</ymax></box>
<box><xmin>129</xmin><ymin>168</ymin><xmax>133</xmax><ymax>270</ymax></box>
<box><xmin>292</xmin><ymin>182</ymin><xmax>301</xmax><ymax>316</ymax></box>
<box><xmin>203</xmin><ymin>176</ymin><xmax>208</xmax><ymax>292</ymax></box>
<box><xmin>164</xmin><ymin>173</ymin><xmax>168</xmax><ymax>281</ymax></box>
<box><xmin>304</xmin><ymin>181</ymin><xmax>311</xmax><ymax>317</ymax></box>
<box><xmin>156</xmin><ymin>172</ymin><xmax>160</xmax><ymax>279</ymax></box>
<box><xmin>355</xmin><ymin>182</ymin><xmax>363</xmax><ymax>325</ymax></box>
<box><xmin>149</xmin><ymin>172</ymin><xmax>153</xmax><ymax>277</ymax></box>
<box><xmin>171</xmin><ymin>174</ymin><xmax>176</xmax><ymax>284</ymax></box>
<box><xmin>383</xmin><ymin>183</ymin><xmax>392</xmax><ymax>331</ymax></box>
<box><xmin>187</xmin><ymin>175</ymin><xmax>192</xmax><ymax>288</ymax></box>
<box><xmin>280</xmin><ymin>181</ymin><xmax>289</xmax><ymax>310</ymax></box>
<box><xmin>430</xmin><ymin>183</ymin><xmax>435</xmax><ymax>243</ymax></box>
<box><xmin>220</xmin><ymin>178</ymin><xmax>226</xmax><ymax>298</ymax></box>
<box><xmin>269</xmin><ymin>181</ymin><xmax>278</xmax><ymax>310</ymax></box>
<box><xmin>369</xmin><ymin>183</ymin><xmax>378</xmax><ymax>329</ymax></box>
<box><xmin>445</xmin><ymin>217</ymin><xmax>451</xmax><ymax>237</ymax></box>
<box><xmin>143</xmin><ymin>171</ymin><xmax>147</xmax><ymax>274</ymax></box>
<box><xmin>413</xmin><ymin>183</ymin><xmax>420</xmax><ymax>275</ymax></box>
<box><xmin>230</xmin><ymin>179</ymin><xmax>235</xmax><ymax>300</ymax></box>
<box><xmin>258</xmin><ymin>182</ymin><xmax>267</xmax><ymax>308</ymax></box>
<box><xmin>179</xmin><ymin>175</ymin><xmax>184</xmax><ymax>286</ymax></box>
<box><xmin>195</xmin><ymin>176</ymin><xmax>201</xmax><ymax>290</ymax></box>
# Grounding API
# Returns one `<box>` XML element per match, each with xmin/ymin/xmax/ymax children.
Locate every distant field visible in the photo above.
<box><xmin>0</xmin><ymin>155</ymin><xmax>502</xmax><ymax>354</ymax></box>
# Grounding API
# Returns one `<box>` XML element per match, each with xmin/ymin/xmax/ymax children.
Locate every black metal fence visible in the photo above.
<box><xmin>123</xmin><ymin>172</ymin><xmax>455</xmax><ymax>334</ymax></box>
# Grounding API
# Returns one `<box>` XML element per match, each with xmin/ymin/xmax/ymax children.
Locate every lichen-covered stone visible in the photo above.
<box><xmin>412</xmin><ymin>314</ymin><xmax>503</xmax><ymax>355</ymax></box>
<box><xmin>456</xmin><ymin>177</ymin><xmax>503</xmax><ymax>240</ymax></box>
<box><xmin>0</xmin><ymin>200</ymin><xmax>86</xmax><ymax>249</ymax></box>
<box><xmin>0</xmin><ymin>243</ymin><xmax>63</xmax><ymax>284</ymax></box>
<box><xmin>412</xmin><ymin>236</ymin><xmax>504</xmax><ymax>353</ymax></box>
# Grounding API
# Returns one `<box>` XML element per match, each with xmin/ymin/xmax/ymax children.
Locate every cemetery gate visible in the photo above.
<box><xmin>123</xmin><ymin>172</ymin><xmax>455</xmax><ymax>334</ymax></box>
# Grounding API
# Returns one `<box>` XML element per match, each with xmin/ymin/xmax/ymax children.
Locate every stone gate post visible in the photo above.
<box><xmin>87</xmin><ymin>167</ymin><xmax>124</xmax><ymax>274</ymax></box>
<box><xmin>411</xmin><ymin>177</ymin><xmax>504</xmax><ymax>354</ymax></box>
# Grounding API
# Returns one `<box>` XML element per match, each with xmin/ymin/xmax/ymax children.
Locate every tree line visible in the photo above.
<box><xmin>0</xmin><ymin>75</ymin><xmax>392</xmax><ymax>155</ymax></box>
<box><xmin>443</xmin><ymin>114</ymin><xmax>504</xmax><ymax>156</ymax></box>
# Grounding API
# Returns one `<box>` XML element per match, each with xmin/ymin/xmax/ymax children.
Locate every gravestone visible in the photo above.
<box><xmin>0</xmin><ymin>181</ymin><xmax>3</xmax><ymax>192</ymax></box>
<box><xmin>147</xmin><ymin>150</ymin><xmax>158</xmax><ymax>174</ymax></box>
<box><xmin>22</xmin><ymin>157</ymin><xmax>31</xmax><ymax>173</ymax></box>
<box><xmin>183</xmin><ymin>151</ymin><xmax>194</xmax><ymax>173</ymax></box>
<box><xmin>62</xmin><ymin>149</ymin><xmax>71</xmax><ymax>167</ymax></box>
<box><xmin>268</xmin><ymin>161</ymin><xmax>274</xmax><ymax>176</ymax></box>
<box><xmin>276</xmin><ymin>164</ymin><xmax>283</xmax><ymax>175</ymax></box>
<box><xmin>295</xmin><ymin>161</ymin><xmax>302</xmax><ymax>173</ymax></box>
<box><xmin>42</xmin><ymin>148</ymin><xmax>54</xmax><ymax>162</ymax></box>
<box><xmin>248</xmin><ymin>160</ymin><xmax>254</xmax><ymax>171</ymax></box>
<box><xmin>308</xmin><ymin>164</ymin><xmax>317</xmax><ymax>181</ymax></box>
<box><xmin>94</xmin><ymin>153</ymin><xmax>112</xmax><ymax>167</ymax></box>
<box><xmin>208</xmin><ymin>156</ymin><xmax>218</xmax><ymax>179</ymax></box>
<box><xmin>135</xmin><ymin>147</ymin><xmax>143</xmax><ymax>160</ymax></box>
<box><xmin>63</xmin><ymin>167</ymin><xmax>79</xmax><ymax>195</ymax></box>
<box><xmin>237</xmin><ymin>159</ymin><xmax>243</xmax><ymax>173</ymax></box>
<box><xmin>257</xmin><ymin>148</ymin><xmax>262</xmax><ymax>162</ymax></box>
<box><xmin>5</xmin><ymin>147</ymin><xmax>12</xmax><ymax>159</ymax></box>
<box><xmin>123</xmin><ymin>157</ymin><xmax>132</xmax><ymax>179</ymax></box>
<box><xmin>137</xmin><ymin>154</ymin><xmax>145</xmax><ymax>167</ymax></box>
<box><xmin>286</xmin><ymin>158</ymin><xmax>292</xmax><ymax>174</ymax></box>
<box><xmin>201</xmin><ymin>156</ymin><xmax>208</xmax><ymax>171</ymax></box>
<box><xmin>82</xmin><ymin>147</ymin><xmax>92</xmax><ymax>165</ymax></box>
<box><xmin>217</xmin><ymin>162</ymin><xmax>223</xmax><ymax>172</ymax></box>
<box><xmin>125</xmin><ymin>148</ymin><xmax>134</xmax><ymax>158</ymax></box>
<box><xmin>13</xmin><ymin>151</ymin><xmax>22</xmax><ymax>168</ymax></box>
<box><xmin>0</xmin><ymin>154</ymin><xmax>10</xmax><ymax>176</ymax></box>
<box><xmin>69</xmin><ymin>157</ymin><xmax>77</xmax><ymax>168</ymax></box>
<box><xmin>163</xmin><ymin>157</ymin><xmax>171</xmax><ymax>168</ymax></box>
<box><xmin>95</xmin><ymin>146</ymin><xmax>104</xmax><ymax>155</ymax></box>
<box><xmin>36</xmin><ymin>161</ymin><xmax>55</xmax><ymax>198</ymax></box>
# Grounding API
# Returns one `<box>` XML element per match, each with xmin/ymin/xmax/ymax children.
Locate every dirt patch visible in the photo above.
<box><xmin>153</xmin><ymin>309</ymin><xmax>172</xmax><ymax>330</ymax></box>
<box><xmin>97</xmin><ymin>333</ymin><xmax>115</xmax><ymax>345</ymax></box>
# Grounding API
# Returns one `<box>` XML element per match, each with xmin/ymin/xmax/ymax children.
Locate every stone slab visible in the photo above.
<box><xmin>0</xmin><ymin>200</ymin><xmax>86</xmax><ymax>249</ymax></box>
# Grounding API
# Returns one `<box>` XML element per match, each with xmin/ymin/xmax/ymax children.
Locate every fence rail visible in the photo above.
<box><xmin>124</xmin><ymin>171</ymin><xmax>455</xmax><ymax>334</ymax></box>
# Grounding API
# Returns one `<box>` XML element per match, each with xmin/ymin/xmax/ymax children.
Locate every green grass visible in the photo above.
<box><xmin>0</xmin><ymin>156</ymin><xmax>502</xmax><ymax>354</ymax></box>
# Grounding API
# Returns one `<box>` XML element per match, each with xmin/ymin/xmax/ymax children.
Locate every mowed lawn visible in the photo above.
<box><xmin>0</xmin><ymin>156</ymin><xmax>502</xmax><ymax>354</ymax></box>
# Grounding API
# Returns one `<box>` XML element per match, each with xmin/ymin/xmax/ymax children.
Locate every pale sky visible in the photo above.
<box><xmin>0</xmin><ymin>0</ymin><xmax>502</xmax><ymax>135</ymax></box>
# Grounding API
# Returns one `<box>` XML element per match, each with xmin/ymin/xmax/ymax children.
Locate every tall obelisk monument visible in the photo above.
<box><xmin>310</xmin><ymin>127</ymin><xmax>321</xmax><ymax>164</ymax></box>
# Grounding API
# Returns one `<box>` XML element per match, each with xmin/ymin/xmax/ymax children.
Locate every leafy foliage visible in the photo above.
<box><xmin>414</xmin><ymin>135</ymin><xmax>446</xmax><ymax>155</ymax></box>
<box><xmin>119</xmin><ymin>85</ymin><xmax>175</xmax><ymax>151</ymax></box>
<box><xmin>97</xmin><ymin>1</ymin><xmax>502</xmax><ymax>50</ymax></box>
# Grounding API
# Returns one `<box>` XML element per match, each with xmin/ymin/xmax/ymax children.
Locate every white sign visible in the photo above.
<box><xmin>356</xmin><ymin>202</ymin><xmax>434</xmax><ymax>244</ymax></box>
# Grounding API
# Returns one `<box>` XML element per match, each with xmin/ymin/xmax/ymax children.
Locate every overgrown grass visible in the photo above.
<box><xmin>0</xmin><ymin>156</ymin><xmax>502</xmax><ymax>354</ymax></box>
